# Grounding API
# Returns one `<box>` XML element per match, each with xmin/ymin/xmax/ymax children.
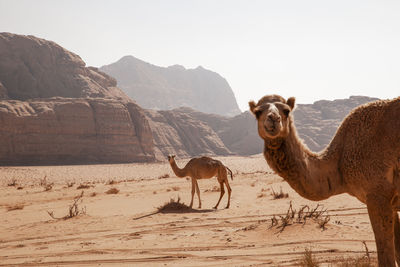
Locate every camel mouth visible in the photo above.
<box><xmin>264</xmin><ymin>125</ymin><xmax>280</xmax><ymax>137</ymax></box>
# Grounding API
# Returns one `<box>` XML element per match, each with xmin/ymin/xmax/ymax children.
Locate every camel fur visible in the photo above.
<box><xmin>167</xmin><ymin>155</ymin><xmax>233</xmax><ymax>209</ymax></box>
<box><xmin>249</xmin><ymin>94</ymin><xmax>400</xmax><ymax>267</ymax></box>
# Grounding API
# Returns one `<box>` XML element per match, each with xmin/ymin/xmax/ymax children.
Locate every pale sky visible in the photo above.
<box><xmin>1</xmin><ymin>0</ymin><xmax>399</xmax><ymax>111</ymax></box>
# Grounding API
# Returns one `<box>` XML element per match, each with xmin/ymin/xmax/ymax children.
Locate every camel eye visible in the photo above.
<box><xmin>282</xmin><ymin>108</ymin><xmax>290</xmax><ymax>117</ymax></box>
<box><xmin>255</xmin><ymin>110</ymin><xmax>262</xmax><ymax>119</ymax></box>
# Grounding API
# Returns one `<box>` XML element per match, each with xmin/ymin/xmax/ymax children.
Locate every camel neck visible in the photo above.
<box><xmin>169</xmin><ymin>160</ymin><xmax>187</xmax><ymax>178</ymax></box>
<box><xmin>263</xmin><ymin>121</ymin><xmax>345</xmax><ymax>200</ymax></box>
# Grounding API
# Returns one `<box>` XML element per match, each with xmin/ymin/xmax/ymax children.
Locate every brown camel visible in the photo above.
<box><xmin>249</xmin><ymin>94</ymin><xmax>400</xmax><ymax>266</ymax></box>
<box><xmin>167</xmin><ymin>155</ymin><xmax>233</xmax><ymax>209</ymax></box>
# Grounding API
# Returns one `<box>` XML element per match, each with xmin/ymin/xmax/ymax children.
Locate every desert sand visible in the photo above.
<box><xmin>0</xmin><ymin>155</ymin><xmax>376</xmax><ymax>266</ymax></box>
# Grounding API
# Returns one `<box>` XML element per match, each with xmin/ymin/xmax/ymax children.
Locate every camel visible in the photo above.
<box><xmin>167</xmin><ymin>155</ymin><xmax>233</xmax><ymax>209</ymax></box>
<box><xmin>249</xmin><ymin>94</ymin><xmax>400</xmax><ymax>266</ymax></box>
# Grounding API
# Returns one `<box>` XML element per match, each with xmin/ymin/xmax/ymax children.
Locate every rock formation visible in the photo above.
<box><xmin>0</xmin><ymin>33</ymin><xmax>154</xmax><ymax>165</ymax></box>
<box><xmin>100</xmin><ymin>56</ymin><xmax>241</xmax><ymax>117</ymax></box>
<box><xmin>145</xmin><ymin>108</ymin><xmax>232</xmax><ymax>160</ymax></box>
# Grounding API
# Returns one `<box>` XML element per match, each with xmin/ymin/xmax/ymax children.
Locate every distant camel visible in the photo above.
<box><xmin>167</xmin><ymin>155</ymin><xmax>233</xmax><ymax>209</ymax></box>
<box><xmin>249</xmin><ymin>94</ymin><xmax>400</xmax><ymax>267</ymax></box>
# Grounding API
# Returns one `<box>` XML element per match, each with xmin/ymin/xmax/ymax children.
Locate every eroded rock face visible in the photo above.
<box><xmin>100</xmin><ymin>56</ymin><xmax>241</xmax><ymax>117</ymax></box>
<box><xmin>0</xmin><ymin>98</ymin><xmax>155</xmax><ymax>165</ymax></box>
<box><xmin>0</xmin><ymin>33</ymin><xmax>154</xmax><ymax>165</ymax></box>
<box><xmin>0</xmin><ymin>32</ymin><xmax>129</xmax><ymax>101</ymax></box>
<box><xmin>145</xmin><ymin>109</ymin><xmax>232</xmax><ymax>160</ymax></box>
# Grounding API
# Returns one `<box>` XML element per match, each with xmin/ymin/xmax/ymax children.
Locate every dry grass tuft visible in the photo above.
<box><xmin>105</xmin><ymin>187</ymin><xmax>119</xmax><ymax>194</ymax></box>
<box><xmin>271</xmin><ymin>186</ymin><xmax>289</xmax><ymax>199</ymax></box>
<box><xmin>269</xmin><ymin>202</ymin><xmax>330</xmax><ymax>233</ymax></box>
<box><xmin>158</xmin><ymin>174</ymin><xmax>170</xmax><ymax>179</ymax></box>
<box><xmin>299</xmin><ymin>248</ymin><xmax>320</xmax><ymax>267</ymax></box>
<box><xmin>7</xmin><ymin>204</ymin><xmax>24</xmax><ymax>211</ymax></box>
<box><xmin>39</xmin><ymin>176</ymin><xmax>53</xmax><ymax>191</ymax></box>
<box><xmin>157</xmin><ymin>196</ymin><xmax>192</xmax><ymax>213</ymax></box>
<box><xmin>330</xmin><ymin>241</ymin><xmax>376</xmax><ymax>267</ymax></box>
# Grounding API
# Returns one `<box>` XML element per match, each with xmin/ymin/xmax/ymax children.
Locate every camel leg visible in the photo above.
<box><xmin>189</xmin><ymin>177</ymin><xmax>195</xmax><ymax>208</ymax></box>
<box><xmin>214</xmin><ymin>181</ymin><xmax>225</xmax><ymax>209</ymax></box>
<box><xmin>366</xmin><ymin>193</ymin><xmax>396</xmax><ymax>267</ymax></box>
<box><xmin>394</xmin><ymin>211</ymin><xmax>400</xmax><ymax>265</ymax></box>
<box><xmin>224</xmin><ymin>179</ymin><xmax>232</xmax><ymax>209</ymax></box>
<box><xmin>194</xmin><ymin>179</ymin><xmax>201</xmax><ymax>209</ymax></box>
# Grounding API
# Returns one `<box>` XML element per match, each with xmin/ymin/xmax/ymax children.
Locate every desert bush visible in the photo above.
<box><xmin>270</xmin><ymin>202</ymin><xmax>330</xmax><ymax>233</ymax></box>
<box><xmin>271</xmin><ymin>186</ymin><xmax>289</xmax><ymax>199</ymax></box>
<box><xmin>171</xmin><ymin>186</ymin><xmax>180</xmax><ymax>191</ymax></box>
<box><xmin>76</xmin><ymin>184</ymin><xmax>91</xmax><ymax>189</ymax></box>
<box><xmin>105</xmin><ymin>187</ymin><xmax>119</xmax><ymax>194</ymax></box>
<box><xmin>66</xmin><ymin>182</ymin><xmax>75</xmax><ymax>188</ymax></box>
<box><xmin>39</xmin><ymin>176</ymin><xmax>53</xmax><ymax>191</ymax></box>
<box><xmin>17</xmin><ymin>186</ymin><xmax>24</xmax><ymax>190</ymax></box>
<box><xmin>157</xmin><ymin>196</ymin><xmax>191</xmax><ymax>213</ymax></box>
<box><xmin>7</xmin><ymin>179</ymin><xmax>17</xmax><ymax>187</ymax></box>
<box><xmin>47</xmin><ymin>191</ymin><xmax>86</xmax><ymax>220</ymax></box>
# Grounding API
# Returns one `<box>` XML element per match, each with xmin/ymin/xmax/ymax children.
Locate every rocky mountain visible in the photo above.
<box><xmin>100</xmin><ymin>56</ymin><xmax>241</xmax><ymax>117</ymax></box>
<box><xmin>0</xmin><ymin>33</ymin><xmax>154</xmax><ymax>165</ymax></box>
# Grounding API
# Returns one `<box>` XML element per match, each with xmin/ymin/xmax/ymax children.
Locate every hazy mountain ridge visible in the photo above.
<box><xmin>100</xmin><ymin>55</ymin><xmax>241</xmax><ymax>117</ymax></box>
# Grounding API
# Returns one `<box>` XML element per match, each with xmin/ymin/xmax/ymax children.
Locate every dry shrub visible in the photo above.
<box><xmin>158</xmin><ymin>174</ymin><xmax>170</xmax><ymax>179</ymax></box>
<box><xmin>7</xmin><ymin>179</ymin><xmax>17</xmax><ymax>187</ymax></box>
<box><xmin>105</xmin><ymin>187</ymin><xmax>119</xmax><ymax>194</ymax></box>
<box><xmin>39</xmin><ymin>176</ymin><xmax>53</xmax><ymax>191</ymax></box>
<box><xmin>166</xmin><ymin>188</ymin><xmax>171</xmax><ymax>192</ymax></box>
<box><xmin>271</xmin><ymin>186</ymin><xmax>289</xmax><ymax>199</ymax></box>
<box><xmin>17</xmin><ymin>186</ymin><xmax>24</xmax><ymax>190</ymax></box>
<box><xmin>47</xmin><ymin>191</ymin><xmax>86</xmax><ymax>220</ymax></box>
<box><xmin>171</xmin><ymin>186</ymin><xmax>180</xmax><ymax>191</ymax></box>
<box><xmin>204</xmin><ymin>185</ymin><xmax>220</xmax><ymax>192</ymax></box>
<box><xmin>330</xmin><ymin>241</ymin><xmax>376</xmax><ymax>267</ymax></box>
<box><xmin>66</xmin><ymin>182</ymin><xmax>75</xmax><ymax>188</ymax></box>
<box><xmin>299</xmin><ymin>248</ymin><xmax>320</xmax><ymax>267</ymax></box>
<box><xmin>7</xmin><ymin>204</ymin><xmax>24</xmax><ymax>211</ymax></box>
<box><xmin>77</xmin><ymin>184</ymin><xmax>91</xmax><ymax>189</ymax></box>
<box><xmin>107</xmin><ymin>179</ymin><xmax>117</xmax><ymax>185</ymax></box>
<box><xmin>257</xmin><ymin>192</ymin><xmax>266</xmax><ymax>198</ymax></box>
<box><xmin>270</xmin><ymin>202</ymin><xmax>330</xmax><ymax>233</ymax></box>
<box><xmin>90</xmin><ymin>192</ymin><xmax>97</xmax><ymax>197</ymax></box>
<box><xmin>153</xmin><ymin>191</ymin><xmax>157</xmax><ymax>194</ymax></box>
<box><xmin>157</xmin><ymin>196</ymin><xmax>191</xmax><ymax>213</ymax></box>
<box><xmin>250</xmin><ymin>182</ymin><xmax>256</xmax><ymax>187</ymax></box>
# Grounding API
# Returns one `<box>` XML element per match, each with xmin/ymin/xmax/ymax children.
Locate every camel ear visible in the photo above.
<box><xmin>249</xmin><ymin>101</ymin><xmax>257</xmax><ymax>114</ymax></box>
<box><xmin>286</xmin><ymin>97</ymin><xmax>296</xmax><ymax>110</ymax></box>
<box><xmin>249</xmin><ymin>101</ymin><xmax>262</xmax><ymax>118</ymax></box>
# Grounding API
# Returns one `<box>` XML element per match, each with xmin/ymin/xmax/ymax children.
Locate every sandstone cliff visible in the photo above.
<box><xmin>100</xmin><ymin>56</ymin><xmax>241</xmax><ymax>117</ymax></box>
<box><xmin>0</xmin><ymin>33</ymin><xmax>154</xmax><ymax>165</ymax></box>
<box><xmin>0</xmin><ymin>33</ymin><xmax>129</xmax><ymax>101</ymax></box>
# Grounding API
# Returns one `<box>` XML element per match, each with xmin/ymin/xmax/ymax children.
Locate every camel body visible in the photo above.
<box><xmin>249</xmin><ymin>95</ymin><xmax>400</xmax><ymax>266</ymax></box>
<box><xmin>168</xmin><ymin>156</ymin><xmax>233</xmax><ymax>209</ymax></box>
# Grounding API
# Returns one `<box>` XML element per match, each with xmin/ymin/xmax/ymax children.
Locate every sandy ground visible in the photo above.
<box><xmin>0</xmin><ymin>155</ymin><xmax>377</xmax><ymax>266</ymax></box>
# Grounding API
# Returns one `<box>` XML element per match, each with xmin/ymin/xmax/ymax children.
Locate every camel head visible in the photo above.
<box><xmin>167</xmin><ymin>155</ymin><xmax>176</xmax><ymax>164</ymax></box>
<box><xmin>249</xmin><ymin>94</ymin><xmax>295</xmax><ymax>140</ymax></box>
